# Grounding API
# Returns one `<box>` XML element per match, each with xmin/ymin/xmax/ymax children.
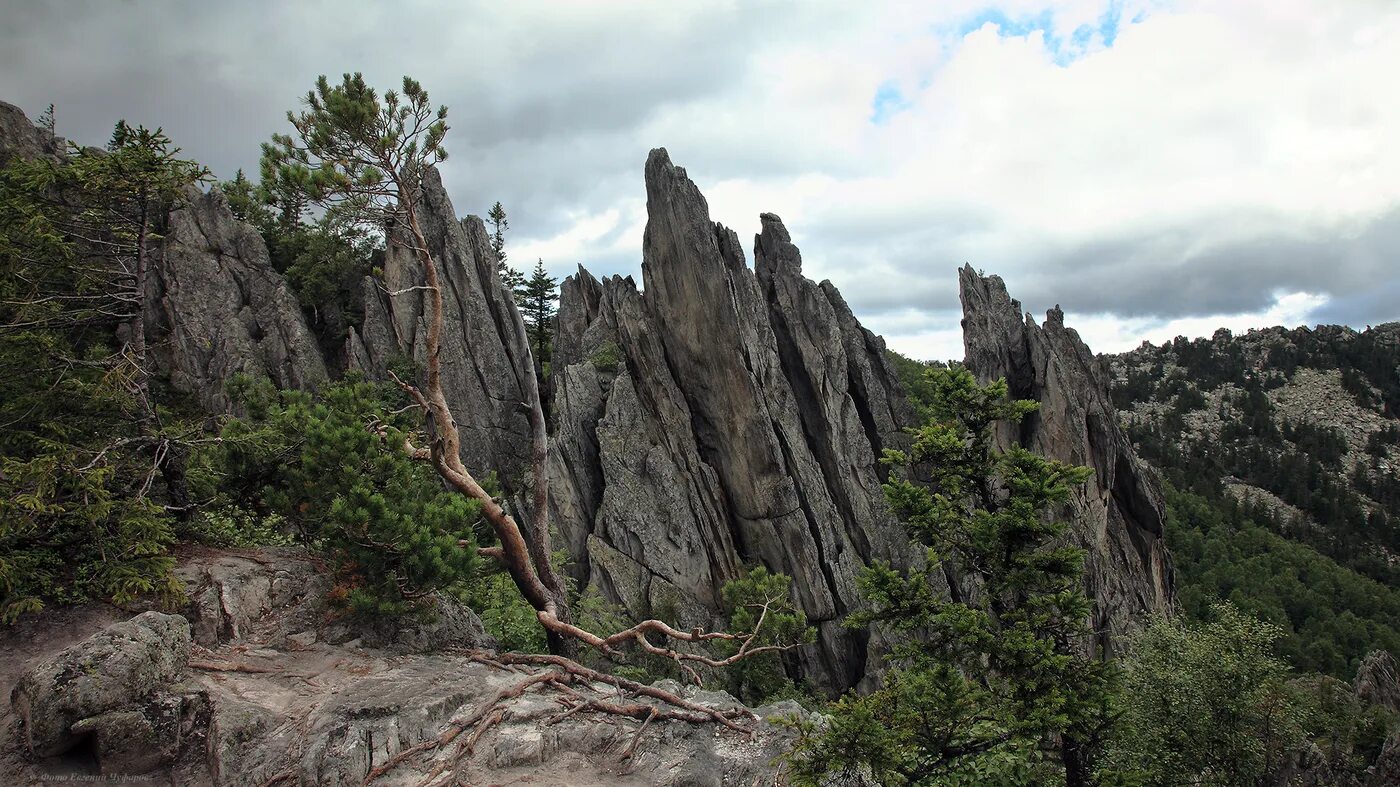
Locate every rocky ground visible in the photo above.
<box><xmin>2</xmin><ymin>548</ymin><xmax>806</xmax><ymax>786</ymax></box>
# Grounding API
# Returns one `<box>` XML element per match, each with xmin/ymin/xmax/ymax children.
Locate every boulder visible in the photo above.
<box><xmin>11</xmin><ymin>611</ymin><xmax>190</xmax><ymax>759</ymax></box>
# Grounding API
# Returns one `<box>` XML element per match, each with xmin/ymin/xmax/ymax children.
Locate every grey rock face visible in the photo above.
<box><xmin>347</xmin><ymin>166</ymin><xmax>534</xmax><ymax>485</ymax></box>
<box><xmin>1372</xmin><ymin>731</ymin><xmax>1400</xmax><ymax>787</ymax></box>
<box><xmin>150</xmin><ymin>187</ymin><xmax>329</xmax><ymax>412</ymax></box>
<box><xmin>11</xmin><ymin>611</ymin><xmax>191</xmax><ymax>759</ymax></box>
<box><xmin>0</xmin><ymin>100</ymin><xmax>62</xmax><ymax>166</ymax></box>
<box><xmin>549</xmin><ymin>149</ymin><xmax>917</xmax><ymax>695</ymax></box>
<box><xmin>177</xmin><ymin>548</ymin><xmax>495</xmax><ymax>654</ymax></box>
<box><xmin>0</xmin><ymin>102</ymin><xmax>327</xmax><ymax>414</ymax></box>
<box><xmin>958</xmin><ymin>265</ymin><xmax>1174</xmax><ymax>653</ymax></box>
<box><xmin>2</xmin><ymin>593</ymin><xmax>794</xmax><ymax>785</ymax></box>
<box><xmin>1355</xmin><ymin>650</ymin><xmax>1400</xmax><ymax>714</ymax></box>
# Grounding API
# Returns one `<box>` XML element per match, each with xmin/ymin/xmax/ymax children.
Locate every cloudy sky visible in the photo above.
<box><xmin>4</xmin><ymin>0</ymin><xmax>1397</xmax><ymax>360</ymax></box>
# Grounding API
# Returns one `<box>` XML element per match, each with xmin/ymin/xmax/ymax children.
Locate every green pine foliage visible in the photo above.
<box><xmin>487</xmin><ymin>201</ymin><xmax>523</xmax><ymax>292</ymax></box>
<box><xmin>190</xmin><ymin>375</ymin><xmax>484</xmax><ymax>617</ymax></box>
<box><xmin>787</xmin><ymin>365</ymin><xmax>1105</xmax><ymax>785</ymax></box>
<box><xmin>518</xmin><ymin>257</ymin><xmax>558</xmax><ymax>372</ymax></box>
<box><xmin>217</xmin><ymin>170</ymin><xmax>379</xmax><ymax>353</ymax></box>
<box><xmin>884</xmin><ymin>349</ymin><xmax>949</xmax><ymax>422</ymax></box>
<box><xmin>1</xmin><ymin>122</ymin><xmax>208</xmax><ymax>622</ymax></box>
<box><xmin>718</xmin><ymin>565</ymin><xmax>817</xmax><ymax>707</ymax></box>
<box><xmin>1165</xmin><ymin>486</ymin><xmax>1400</xmax><ymax>678</ymax></box>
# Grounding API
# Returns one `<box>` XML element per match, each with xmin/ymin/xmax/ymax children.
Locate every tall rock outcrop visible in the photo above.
<box><xmin>150</xmin><ymin>187</ymin><xmax>328</xmax><ymax>412</ymax></box>
<box><xmin>959</xmin><ymin>266</ymin><xmax>1174</xmax><ymax>653</ymax></box>
<box><xmin>347</xmin><ymin>166</ymin><xmax>534</xmax><ymax>485</ymax></box>
<box><xmin>549</xmin><ymin>149</ymin><xmax>916</xmax><ymax>694</ymax></box>
<box><xmin>0</xmin><ymin>100</ymin><xmax>327</xmax><ymax>414</ymax></box>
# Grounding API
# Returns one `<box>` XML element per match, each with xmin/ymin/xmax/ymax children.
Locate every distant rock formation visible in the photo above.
<box><xmin>151</xmin><ymin>187</ymin><xmax>328</xmax><ymax>412</ymax></box>
<box><xmin>548</xmin><ymin>149</ymin><xmax>916</xmax><ymax>695</ymax></box>
<box><xmin>347</xmin><ymin>165</ymin><xmax>535</xmax><ymax>486</ymax></box>
<box><xmin>959</xmin><ymin>266</ymin><xmax>1175</xmax><ymax>654</ymax></box>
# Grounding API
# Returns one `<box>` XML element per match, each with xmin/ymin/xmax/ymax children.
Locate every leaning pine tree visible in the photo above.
<box><xmin>260</xmin><ymin>74</ymin><xmax>811</xmax><ymax>777</ymax></box>
<box><xmin>787</xmin><ymin>365</ymin><xmax>1113</xmax><ymax>785</ymax></box>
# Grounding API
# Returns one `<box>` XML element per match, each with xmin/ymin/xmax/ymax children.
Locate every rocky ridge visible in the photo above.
<box><xmin>0</xmin><ymin>99</ymin><xmax>1177</xmax><ymax>699</ymax></box>
<box><xmin>1103</xmin><ymin>323</ymin><xmax>1400</xmax><ymax>575</ymax></box>
<box><xmin>958</xmin><ymin>267</ymin><xmax>1175</xmax><ymax>652</ymax></box>
<box><xmin>547</xmin><ymin>150</ymin><xmax>918</xmax><ymax>695</ymax></box>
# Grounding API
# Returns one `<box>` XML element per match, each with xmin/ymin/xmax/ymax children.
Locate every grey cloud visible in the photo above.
<box><xmin>1020</xmin><ymin>209</ymin><xmax>1400</xmax><ymax>321</ymax></box>
<box><xmin>785</xmin><ymin>204</ymin><xmax>1400</xmax><ymax>330</ymax></box>
<box><xmin>1</xmin><ymin>0</ymin><xmax>810</xmax><ymax>247</ymax></box>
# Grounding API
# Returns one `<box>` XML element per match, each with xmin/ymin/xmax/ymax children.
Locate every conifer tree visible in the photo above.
<box><xmin>518</xmin><ymin>257</ymin><xmax>557</xmax><ymax>368</ymax></box>
<box><xmin>487</xmin><ymin>200</ymin><xmax>522</xmax><ymax>292</ymax></box>
<box><xmin>0</xmin><ymin>121</ymin><xmax>207</xmax><ymax>620</ymax></box>
<box><xmin>788</xmin><ymin>365</ymin><xmax>1108</xmax><ymax>785</ymax></box>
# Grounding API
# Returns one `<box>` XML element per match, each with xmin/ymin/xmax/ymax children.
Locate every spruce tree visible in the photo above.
<box><xmin>787</xmin><ymin>365</ymin><xmax>1108</xmax><ymax>785</ymax></box>
<box><xmin>518</xmin><ymin>257</ymin><xmax>558</xmax><ymax>369</ymax></box>
<box><xmin>0</xmin><ymin>121</ymin><xmax>207</xmax><ymax>620</ymax></box>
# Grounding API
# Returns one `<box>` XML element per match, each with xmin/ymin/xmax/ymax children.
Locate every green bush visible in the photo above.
<box><xmin>191</xmin><ymin>375</ymin><xmax>485</xmax><ymax>618</ymax></box>
<box><xmin>183</xmin><ymin>506</ymin><xmax>294</xmax><ymax>549</ymax></box>
<box><xmin>718</xmin><ymin>565</ymin><xmax>816</xmax><ymax>707</ymax></box>
<box><xmin>468</xmin><ymin>568</ymin><xmax>546</xmax><ymax>652</ymax></box>
<box><xmin>589</xmin><ymin>341</ymin><xmax>623</xmax><ymax>374</ymax></box>
<box><xmin>1100</xmin><ymin>605</ymin><xmax>1310</xmax><ymax>786</ymax></box>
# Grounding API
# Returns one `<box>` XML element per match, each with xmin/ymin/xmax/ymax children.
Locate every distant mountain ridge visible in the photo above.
<box><xmin>1101</xmin><ymin>321</ymin><xmax>1400</xmax><ymax>676</ymax></box>
<box><xmin>1104</xmin><ymin>321</ymin><xmax>1400</xmax><ymax>574</ymax></box>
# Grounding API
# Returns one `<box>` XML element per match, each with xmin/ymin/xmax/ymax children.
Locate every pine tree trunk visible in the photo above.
<box><xmin>130</xmin><ymin>198</ymin><xmax>156</xmax><ymax>433</ymax></box>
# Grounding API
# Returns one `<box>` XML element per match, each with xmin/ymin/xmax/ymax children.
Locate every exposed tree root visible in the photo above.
<box><xmin>362</xmin><ymin>649</ymin><xmax>764</xmax><ymax>785</ymax></box>
<box><xmin>479</xmin><ymin>650</ymin><xmax>758</xmax><ymax>733</ymax></box>
<box><xmin>361</xmin><ymin>670</ymin><xmax>558</xmax><ymax>786</ymax></box>
<box><xmin>190</xmin><ymin>660</ymin><xmax>285</xmax><ymax>674</ymax></box>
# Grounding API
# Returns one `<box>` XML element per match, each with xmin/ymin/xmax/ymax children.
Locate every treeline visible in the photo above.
<box><xmin>1117</xmin><ymin>326</ymin><xmax>1400</xmax><ymax>414</ymax></box>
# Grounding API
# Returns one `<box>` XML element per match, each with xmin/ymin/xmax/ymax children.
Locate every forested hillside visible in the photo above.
<box><xmin>1105</xmin><ymin>324</ymin><xmax>1400</xmax><ymax>678</ymax></box>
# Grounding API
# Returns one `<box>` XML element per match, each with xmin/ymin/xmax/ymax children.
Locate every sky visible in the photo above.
<box><xmin>3</xmin><ymin>0</ymin><xmax>1397</xmax><ymax>361</ymax></box>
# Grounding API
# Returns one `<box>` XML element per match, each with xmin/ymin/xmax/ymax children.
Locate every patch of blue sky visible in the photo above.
<box><xmin>870</xmin><ymin>80</ymin><xmax>913</xmax><ymax>125</ymax></box>
<box><xmin>869</xmin><ymin>3</ymin><xmax>1143</xmax><ymax>124</ymax></box>
<box><xmin>947</xmin><ymin>2</ymin><xmax>1130</xmax><ymax>66</ymax></box>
